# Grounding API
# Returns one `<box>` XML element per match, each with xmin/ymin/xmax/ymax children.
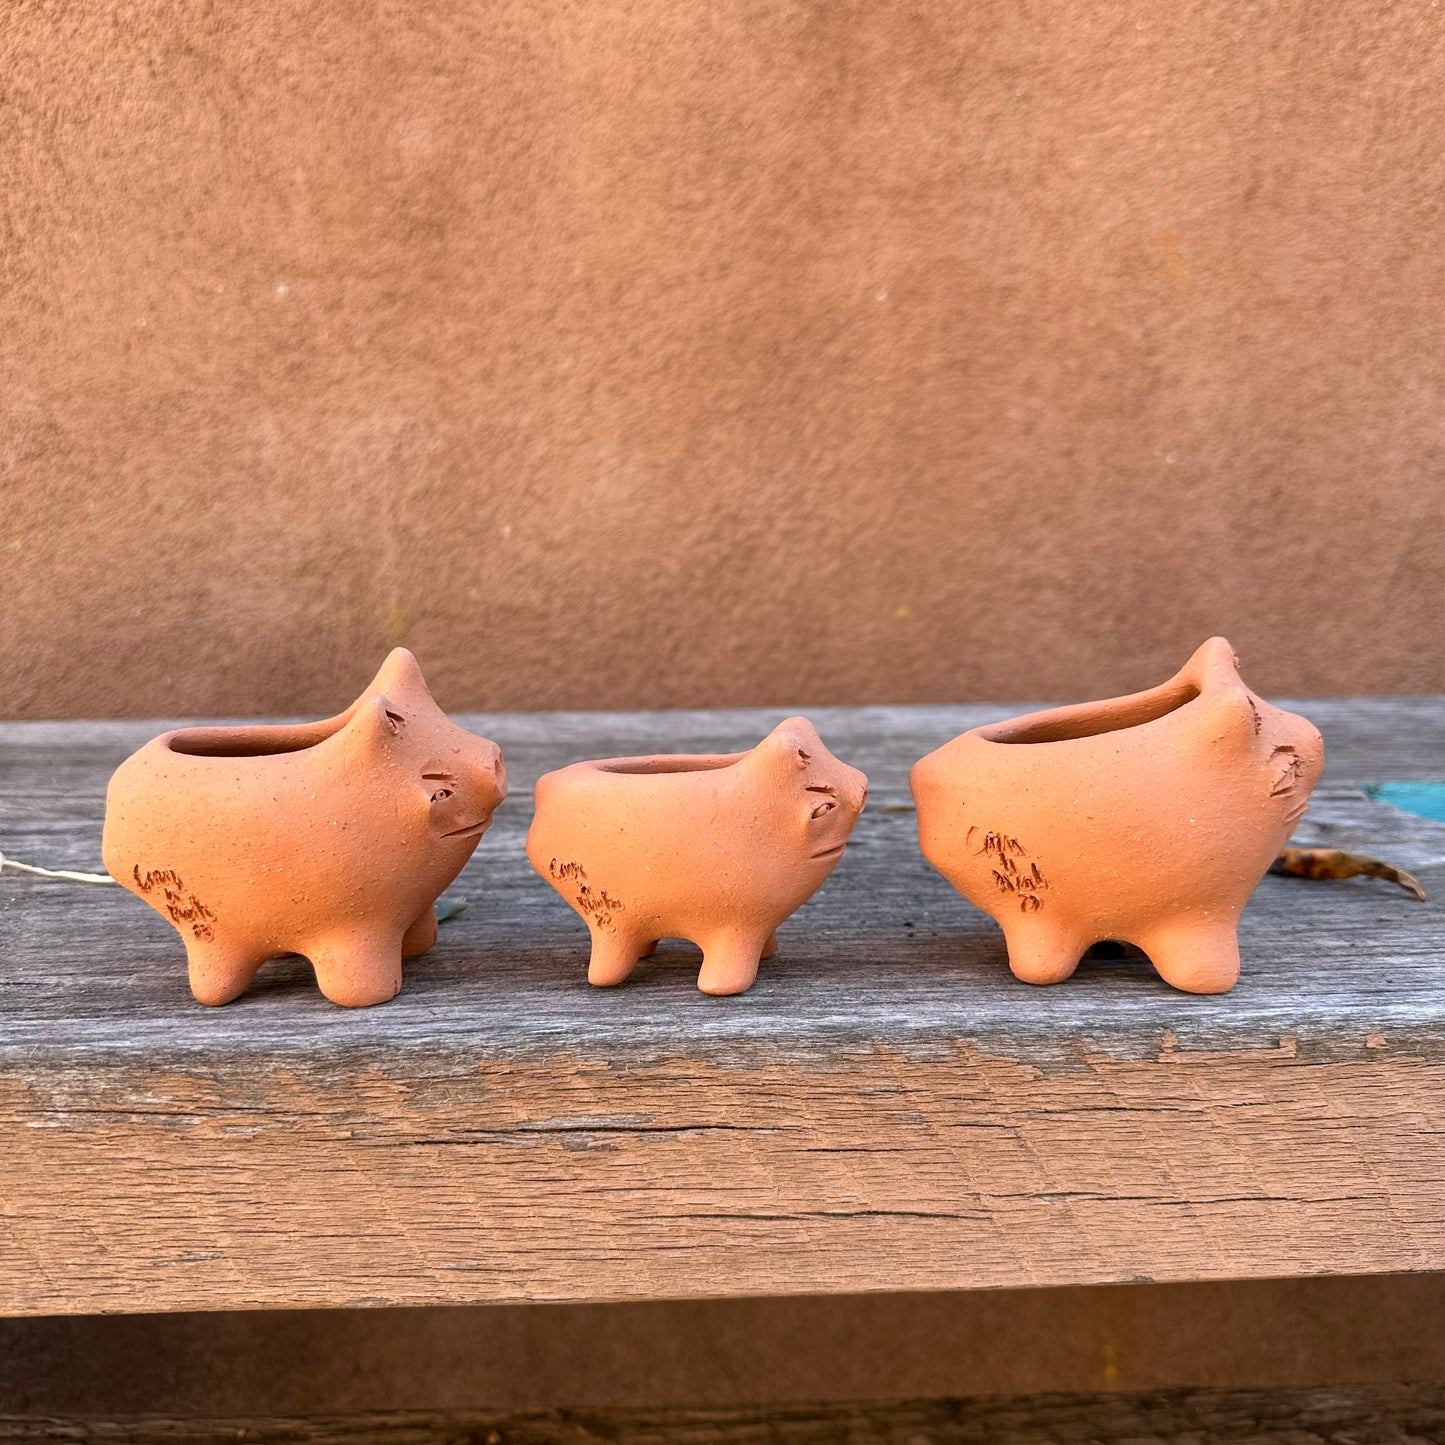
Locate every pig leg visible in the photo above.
<box><xmin>310</xmin><ymin>930</ymin><xmax>406</xmax><ymax>1007</ymax></box>
<box><xmin>696</xmin><ymin>931</ymin><xmax>769</xmax><ymax>996</ymax></box>
<box><xmin>638</xmin><ymin>939</ymin><xmax>659</xmax><ymax>958</ymax></box>
<box><xmin>587</xmin><ymin>928</ymin><xmax>646</xmax><ymax>986</ymax></box>
<box><xmin>999</xmin><ymin>916</ymin><xmax>1083</xmax><ymax>986</ymax></box>
<box><xmin>1139</xmin><ymin>919</ymin><xmax>1241</xmax><ymax>995</ymax></box>
<box><xmin>401</xmin><ymin>906</ymin><xmax>438</xmax><ymax>958</ymax></box>
<box><xmin>184</xmin><ymin>939</ymin><xmax>265</xmax><ymax>1007</ymax></box>
<box><xmin>762</xmin><ymin>930</ymin><xmax>779</xmax><ymax>959</ymax></box>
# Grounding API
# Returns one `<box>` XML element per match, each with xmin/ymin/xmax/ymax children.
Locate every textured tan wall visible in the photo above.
<box><xmin>2</xmin><ymin>1</ymin><xmax>1442</xmax><ymax>720</ymax></box>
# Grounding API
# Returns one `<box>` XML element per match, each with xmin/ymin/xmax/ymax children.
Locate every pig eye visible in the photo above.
<box><xmin>806</xmin><ymin>785</ymin><xmax>836</xmax><ymax>818</ymax></box>
<box><xmin>424</xmin><ymin>773</ymin><xmax>457</xmax><ymax>804</ymax></box>
<box><xmin>384</xmin><ymin>709</ymin><xmax>405</xmax><ymax>734</ymax></box>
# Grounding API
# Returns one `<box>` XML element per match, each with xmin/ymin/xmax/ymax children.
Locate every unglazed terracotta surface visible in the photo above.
<box><xmin>527</xmin><ymin>718</ymin><xmax>867</xmax><ymax>995</ymax></box>
<box><xmin>102</xmin><ymin>649</ymin><xmax>507</xmax><ymax>1007</ymax></box>
<box><xmin>910</xmin><ymin>637</ymin><xmax>1324</xmax><ymax>994</ymax></box>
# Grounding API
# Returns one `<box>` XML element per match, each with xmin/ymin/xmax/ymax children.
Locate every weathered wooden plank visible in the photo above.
<box><xmin>3</xmin><ymin>700</ymin><xmax>1444</xmax><ymax>1061</ymax></box>
<box><xmin>2</xmin><ymin>1386</ymin><xmax>1444</xmax><ymax>1443</ymax></box>
<box><xmin>4</xmin><ymin>1045</ymin><xmax>1442</xmax><ymax>1313</ymax></box>
<box><xmin>0</xmin><ymin>700</ymin><xmax>1442</xmax><ymax>1315</ymax></box>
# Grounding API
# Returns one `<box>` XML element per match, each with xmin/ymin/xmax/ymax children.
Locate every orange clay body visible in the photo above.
<box><xmin>102</xmin><ymin>649</ymin><xmax>506</xmax><ymax>1007</ymax></box>
<box><xmin>527</xmin><ymin>718</ymin><xmax>867</xmax><ymax>995</ymax></box>
<box><xmin>910</xmin><ymin>638</ymin><xmax>1324</xmax><ymax>994</ymax></box>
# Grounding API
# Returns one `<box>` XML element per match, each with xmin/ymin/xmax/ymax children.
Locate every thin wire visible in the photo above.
<box><xmin>0</xmin><ymin>850</ymin><xmax>118</xmax><ymax>886</ymax></box>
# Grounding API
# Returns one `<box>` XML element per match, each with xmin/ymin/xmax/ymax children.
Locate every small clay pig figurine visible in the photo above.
<box><xmin>910</xmin><ymin>637</ymin><xmax>1323</xmax><ymax>994</ymax></box>
<box><xmin>527</xmin><ymin>718</ymin><xmax>867</xmax><ymax>995</ymax></box>
<box><xmin>102</xmin><ymin>648</ymin><xmax>507</xmax><ymax>1007</ymax></box>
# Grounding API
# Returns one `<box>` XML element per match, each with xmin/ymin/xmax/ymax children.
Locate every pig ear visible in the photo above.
<box><xmin>366</xmin><ymin>647</ymin><xmax>430</xmax><ymax>704</ymax></box>
<box><xmin>1178</xmin><ymin>636</ymin><xmax>1242</xmax><ymax>689</ymax></box>
<box><xmin>759</xmin><ymin>716</ymin><xmax>824</xmax><ymax>769</ymax></box>
<box><xmin>341</xmin><ymin>693</ymin><xmax>406</xmax><ymax>756</ymax></box>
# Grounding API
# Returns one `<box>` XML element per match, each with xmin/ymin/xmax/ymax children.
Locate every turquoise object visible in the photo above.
<box><xmin>1364</xmin><ymin>781</ymin><xmax>1445</xmax><ymax>822</ymax></box>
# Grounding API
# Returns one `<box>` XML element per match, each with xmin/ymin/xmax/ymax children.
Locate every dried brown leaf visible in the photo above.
<box><xmin>1270</xmin><ymin>847</ymin><xmax>1427</xmax><ymax>902</ymax></box>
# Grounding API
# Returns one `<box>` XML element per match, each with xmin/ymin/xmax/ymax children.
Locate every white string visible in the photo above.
<box><xmin>0</xmin><ymin>850</ymin><xmax>119</xmax><ymax>886</ymax></box>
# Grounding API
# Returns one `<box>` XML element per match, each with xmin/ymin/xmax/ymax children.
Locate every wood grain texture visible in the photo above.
<box><xmin>1</xmin><ymin>700</ymin><xmax>1442</xmax><ymax>1315</ymax></box>
<box><xmin>3</xmin><ymin>1387</ymin><xmax>1445</xmax><ymax>1443</ymax></box>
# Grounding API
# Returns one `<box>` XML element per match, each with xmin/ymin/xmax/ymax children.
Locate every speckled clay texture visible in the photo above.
<box><xmin>911</xmin><ymin>637</ymin><xmax>1324</xmax><ymax>994</ymax></box>
<box><xmin>102</xmin><ymin>648</ymin><xmax>506</xmax><ymax>1006</ymax></box>
<box><xmin>528</xmin><ymin>718</ymin><xmax>867</xmax><ymax>995</ymax></box>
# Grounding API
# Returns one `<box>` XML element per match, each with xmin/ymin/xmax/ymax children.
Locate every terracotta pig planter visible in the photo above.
<box><xmin>102</xmin><ymin>648</ymin><xmax>507</xmax><ymax>1007</ymax></box>
<box><xmin>527</xmin><ymin>718</ymin><xmax>867</xmax><ymax>995</ymax></box>
<box><xmin>910</xmin><ymin>637</ymin><xmax>1323</xmax><ymax>994</ymax></box>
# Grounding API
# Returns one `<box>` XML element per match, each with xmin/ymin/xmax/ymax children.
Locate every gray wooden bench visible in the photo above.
<box><xmin>1</xmin><ymin>701</ymin><xmax>1442</xmax><ymax>1431</ymax></box>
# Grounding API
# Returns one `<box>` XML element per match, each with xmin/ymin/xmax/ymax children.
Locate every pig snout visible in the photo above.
<box><xmin>467</xmin><ymin>738</ymin><xmax>507</xmax><ymax>818</ymax></box>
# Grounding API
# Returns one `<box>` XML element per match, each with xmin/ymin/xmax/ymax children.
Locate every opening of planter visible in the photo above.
<box><xmin>165</xmin><ymin>727</ymin><xmax>330</xmax><ymax>758</ymax></box>
<box><xmin>599</xmin><ymin>755</ymin><xmax>743</xmax><ymax>775</ymax></box>
<box><xmin>984</xmin><ymin>681</ymin><xmax>1201</xmax><ymax>744</ymax></box>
